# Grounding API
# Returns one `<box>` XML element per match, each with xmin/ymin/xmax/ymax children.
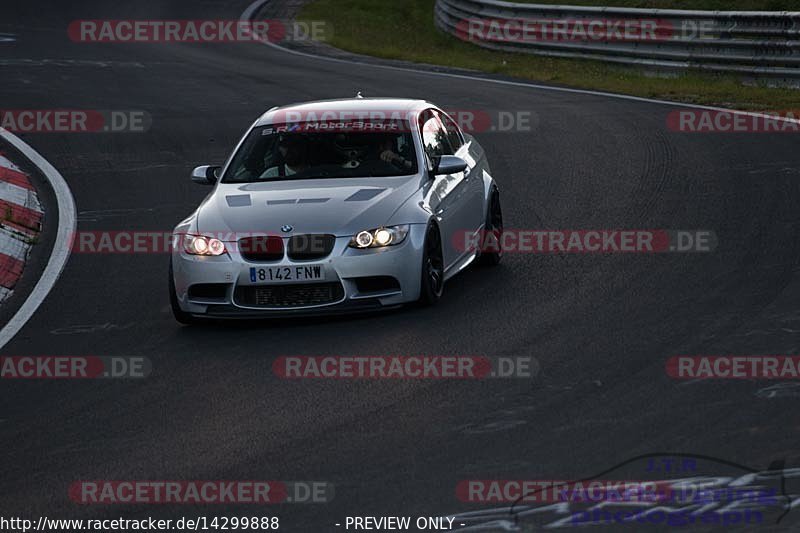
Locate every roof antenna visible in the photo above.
<box><xmin>356</xmin><ymin>91</ymin><xmax>364</xmax><ymax>99</ymax></box>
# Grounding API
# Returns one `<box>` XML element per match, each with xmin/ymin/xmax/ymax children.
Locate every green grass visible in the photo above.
<box><xmin>514</xmin><ymin>0</ymin><xmax>800</xmax><ymax>9</ymax></box>
<box><xmin>300</xmin><ymin>0</ymin><xmax>800</xmax><ymax>111</ymax></box>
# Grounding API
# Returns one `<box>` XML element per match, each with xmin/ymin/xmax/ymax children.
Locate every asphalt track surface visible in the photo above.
<box><xmin>1</xmin><ymin>1</ymin><xmax>800</xmax><ymax>531</ymax></box>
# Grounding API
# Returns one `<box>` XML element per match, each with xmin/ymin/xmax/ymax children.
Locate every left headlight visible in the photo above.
<box><xmin>182</xmin><ymin>234</ymin><xmax>226</xmax><ymax>256</ymax></box>
<box><xmin>349</xmin><ymin>225</ymin><xmax>410</xmax><ymax>249</ymax></box>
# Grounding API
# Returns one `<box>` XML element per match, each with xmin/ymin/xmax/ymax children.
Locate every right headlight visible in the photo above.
<box><xmin>349</xmin><ymin>225</ymin><xmax>410</xmax><ymax>249</ymax></box>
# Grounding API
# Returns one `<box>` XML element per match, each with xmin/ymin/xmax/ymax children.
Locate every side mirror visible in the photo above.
<box><xmin>433</xmin><ymin>155</ymin><xmax>468</xmax><ymax>176</ymax></box>
<box><xmin>191</xmin><ymin>165</ymin><xmax>221</xmax><ymax>185</ymax></box>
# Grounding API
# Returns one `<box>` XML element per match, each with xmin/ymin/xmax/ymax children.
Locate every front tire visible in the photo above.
<box><xmin>418</xmin><ymin>223</ymin><xmax>445</xmax><ymax>306</ymax></box>
<box><xmin>169</xmin><ymin>258</ymin><xmax>200</xmax><ymax>325</ymax></box>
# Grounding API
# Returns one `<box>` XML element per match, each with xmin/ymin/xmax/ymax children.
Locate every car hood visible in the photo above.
<box><xmin>196</xmin><ymin>176</ymin><xmax>422</xmax><ymax>239</ymax></box>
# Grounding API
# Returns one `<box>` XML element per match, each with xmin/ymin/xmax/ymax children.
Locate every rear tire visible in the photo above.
<box><xmin>418</xmin><ymin>223</ymin><xmax>445</xmax><ymax>306</ymax></box>
<box><xmin>169</xmin><ymin>258</ymin><xmax>200</xmax><ymax>325</ymax></box>
<box><xmin>477</xmin><ymin>187</ymin><xmax>503</xmax><ymax>266</ymax></box>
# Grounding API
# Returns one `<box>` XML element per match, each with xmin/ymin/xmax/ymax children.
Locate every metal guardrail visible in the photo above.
<box><xmin>434</xmin><ymin>0</ymin><xmax>800</xmax><ymax>81</ymax></box>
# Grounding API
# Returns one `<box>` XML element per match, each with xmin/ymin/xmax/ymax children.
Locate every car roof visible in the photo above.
<box><xmin>254</xmin><ymin>98</ymin><xmax>436</xmax><ymax>126</ymax></box>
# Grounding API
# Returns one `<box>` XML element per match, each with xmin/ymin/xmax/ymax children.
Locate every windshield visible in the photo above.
<box><xmin>222</xmin><ymin>121</ymin><xmax>418</xmax><ymax>183</ymax></box>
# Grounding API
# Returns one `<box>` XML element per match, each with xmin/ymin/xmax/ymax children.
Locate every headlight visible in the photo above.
<box><xmin>355</xmin><ymin>230</ymin><xmax>374</xmax><ymax>248</ymax></box>
<box><xmin>183</xmin><ymin>234</ymin><xmax>226</xmax><ymax>256</ymax></box>
<box><xmin>349</xmin><ymin>225</ymin><xmax>409</xmax><ymax>249</ymax></box>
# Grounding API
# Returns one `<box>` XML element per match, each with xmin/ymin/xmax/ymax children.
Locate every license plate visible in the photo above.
<box><xmin>249</xmin><ymin>265</ymin><xmax>325</xmax><ymax>283</ymax></box>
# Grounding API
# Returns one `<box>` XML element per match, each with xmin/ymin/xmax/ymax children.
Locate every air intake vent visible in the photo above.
<box><xmin>235</xmin><ymin>283</ymin><xmax>344</xmax><ymax>308</ymax></box>
<box><xmin>188</xmin><ymin>284</ymin><xmax>229</xmax><ymax>301</ymax></box>
<box><xmin>353</xmin><ymin>276</ymin><xmax>401</xmax><ymax>294</ymax></box>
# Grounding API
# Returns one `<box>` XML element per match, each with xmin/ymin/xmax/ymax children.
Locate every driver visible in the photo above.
<box><xmin>378</xmin><ymin>137</ymin><xmax>413</xmax><ymax>171</ymax></box>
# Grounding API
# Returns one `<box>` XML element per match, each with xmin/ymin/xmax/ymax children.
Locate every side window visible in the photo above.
<box><xmin>419</xmin><ymin>110</ymin><xmax>454</xmax><ymax>168</ymax></box>
<box><xmin>437</xmin><ymin>111</ymin><xmax>464</xmax><ymax>152</ymax></box>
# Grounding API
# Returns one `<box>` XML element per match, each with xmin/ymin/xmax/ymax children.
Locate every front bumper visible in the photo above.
<box><xmin>170</xmin><ymin>225</ymin><xmax>426</xmax><ymax>318</ymax></box>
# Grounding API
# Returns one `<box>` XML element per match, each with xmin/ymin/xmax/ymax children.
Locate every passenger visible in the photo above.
<box><xmin>263</xmin><ymin>137</ymin><xmax>310</xmax><ymax>178</ymax></box>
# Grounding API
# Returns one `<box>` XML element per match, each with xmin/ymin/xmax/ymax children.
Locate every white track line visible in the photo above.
<box><xmin>0</xmin><ymin>128</ymin><xmax>76</xmax><ymax>350</ymax></box>
<box><xmin>242</xmin><ymin>0</ymin><xmax>800</xmax><ymax>126</ymax></box>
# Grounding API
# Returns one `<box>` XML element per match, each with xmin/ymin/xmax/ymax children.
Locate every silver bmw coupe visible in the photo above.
<box><xmin>169</xmin><ymin>97</ymin><xmax>502</xmax><ymax>322</ymax></box>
